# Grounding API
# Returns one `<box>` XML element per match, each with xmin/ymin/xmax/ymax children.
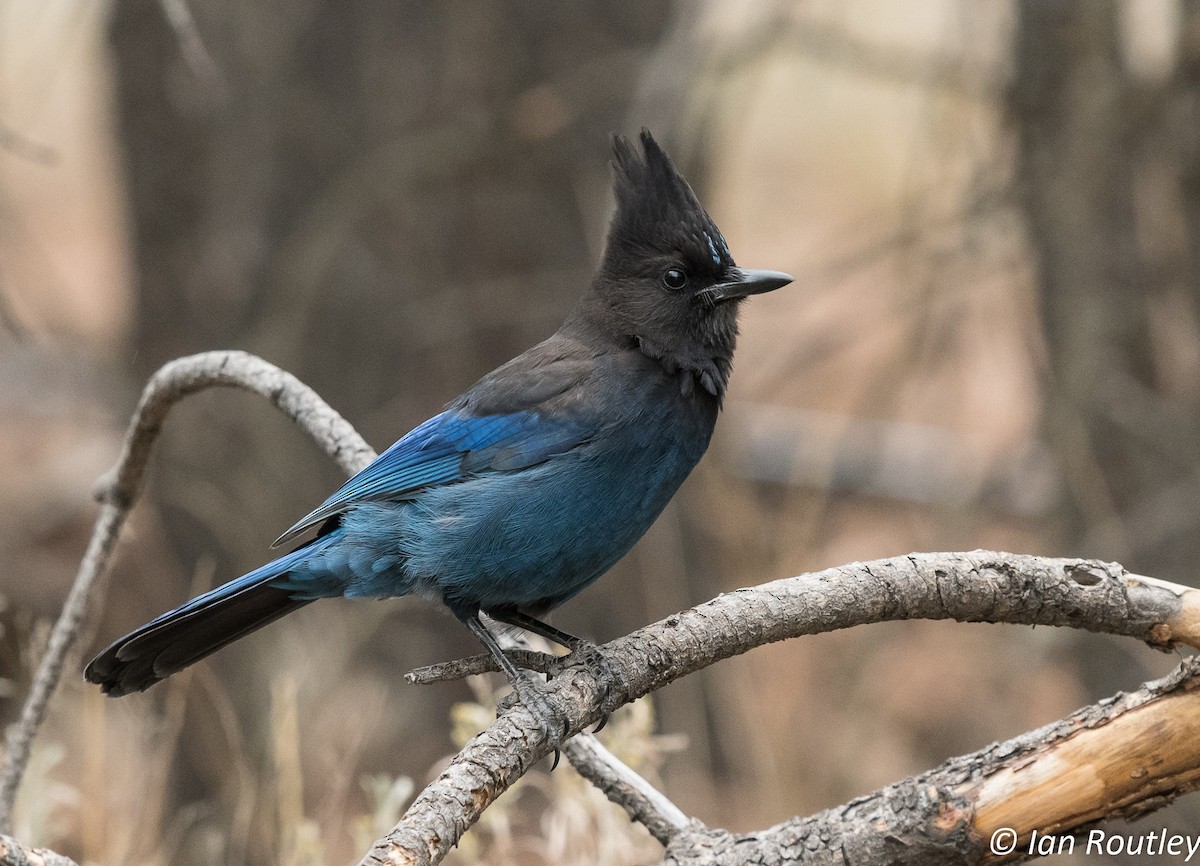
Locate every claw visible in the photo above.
<box><xmin>569</xmin><ymin>642</ymin><xmax>628</xmax><ymax>719</ymax></box>
<box><xmin>509</xmin><ymin>669</ymin><xmax>569</xmax><ymax>750</ymax></box>
<box><xmin>481</xmin><ymin>610</ymin><xmax>627</xmax><ymax>721</ymax></box>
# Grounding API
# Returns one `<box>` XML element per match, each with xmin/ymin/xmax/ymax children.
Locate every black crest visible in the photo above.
<box><xmin>604</xmin><ymin>130</ymin><xmax>734</xmax><ymax>278</ymax></box>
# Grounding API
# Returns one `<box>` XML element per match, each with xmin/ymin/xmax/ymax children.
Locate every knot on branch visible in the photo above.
<box><xmin>90</xmin><ymin>469</ymin><xmax>126</xmax><ymax>506</ymax></box>
<box><xmin>661</xmin><ymin>827</ymin><xmax>738</xmax><ymax>865</ymax></box>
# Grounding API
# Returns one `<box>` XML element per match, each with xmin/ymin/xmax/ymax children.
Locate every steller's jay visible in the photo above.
<box><xmin>85</xmin><ymin>130</ymin><xmax>792</xmax><ymax>735</ymax></box>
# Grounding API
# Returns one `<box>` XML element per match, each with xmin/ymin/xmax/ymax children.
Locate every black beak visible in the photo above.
<box><xmin>709</xmin><ymin>268</ymin><xmax>793</xmax><ymax>302</ymax></box>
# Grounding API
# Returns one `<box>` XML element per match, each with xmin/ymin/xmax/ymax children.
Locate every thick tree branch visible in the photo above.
<box><xmin>359</xmin><ymin>552</ymin><xmax>1200</xmax><ymax>864</ymax></box>
<box><xmin>972</xmin><ymin>661</ymin><xmax>1200</xmax><ymax>845</ymax></box>
<box><xmin>656</xmin><ymin>658</ymin><xmax>1200</xmax><ymax>865</ymax></box>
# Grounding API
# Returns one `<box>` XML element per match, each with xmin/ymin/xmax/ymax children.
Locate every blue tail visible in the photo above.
<box><xmin>85</xmin><ymin>533</ymin><xmax>339</xmax><ymax>696</ymax></box>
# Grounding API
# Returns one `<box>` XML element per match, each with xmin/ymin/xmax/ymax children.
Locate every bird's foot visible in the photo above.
<box><xmin>565</xmin><ymin>641</ymin><xmax>628</xmax><ymax>732</ymax></box>
<box><xmin>498</xmin><ymin>670</ymin><xmax>570</xmax><ymax>755</ymax></box>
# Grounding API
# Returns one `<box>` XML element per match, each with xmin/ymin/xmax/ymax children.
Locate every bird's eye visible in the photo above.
<box><xmin>662</xmin><ymin>267</ymin><xmax>688</xmax><ymax>290</ymax></box>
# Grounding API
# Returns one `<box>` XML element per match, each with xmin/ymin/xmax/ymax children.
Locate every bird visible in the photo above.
<box><xmin>85</xmin><ymin>130</ymin><xmax>792</xmax><ymax>736</ymax></box>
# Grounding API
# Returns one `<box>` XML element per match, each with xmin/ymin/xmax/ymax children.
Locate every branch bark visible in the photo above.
<box><xmin>0</xmin><ymin>834</ymin><xmax>79</xmax><ymax>866</ymax></box>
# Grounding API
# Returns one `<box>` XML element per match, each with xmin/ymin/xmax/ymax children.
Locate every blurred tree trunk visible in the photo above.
<box><xmin>1010</xmin><ymin>0</ymin><xmax>1200</xmax><ymax>835</ymax></box>
<box><xmin>1011</xmin><ymin>1</ymin><xmax>1144</xmax><ymax>553</ymax></box>
<box><xmin>1012</xmin><ymin>0</ymin><xmax>1200</xmax><ymax>577</ymax></box>
<box><xmin>1176</xmin><ymin>4</ymin><xmax>1200</xmax><ymax>342</ymax></box>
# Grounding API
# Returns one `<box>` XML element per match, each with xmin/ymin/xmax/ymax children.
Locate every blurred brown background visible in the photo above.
<box><xmin>2</xmin><ymin>1</ymin><xmax>1199</xmax><ymax>864</ymax></box>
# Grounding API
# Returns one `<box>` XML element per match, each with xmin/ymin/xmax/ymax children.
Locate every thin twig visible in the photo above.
<box><xmin>0</xmin><ymin>504</ymin><xmax>123</xmax><ymax>833</ymax></box>
<box><xmin>405</xmin><ymin>650</ymin><xmax>560</xmax><ymax>684</ymax></box>
<box><xmin>562</xmin><ymin>734</ymin><xmax>692</xmax><ymax>846</ymax></box>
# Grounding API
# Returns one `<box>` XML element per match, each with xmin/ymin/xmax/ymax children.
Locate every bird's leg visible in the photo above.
<box><xmin>490</xmin><ymin>609</ymin><xmax>588</xmax><ymax>652</ymax></box>
<box><xmin>461</xmin><ymin>613</ymin><xmax>569</xmax><ymax>750</ymax></box>
<box><xmin>489</xmin><ymin>609</ymin><xmax>628</xmax><ymax>729</ymax></box>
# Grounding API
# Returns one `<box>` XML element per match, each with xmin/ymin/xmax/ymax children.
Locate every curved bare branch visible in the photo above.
<box><xmin>0</xmin><ymin>350</ymin><xmax>371</xmax><ymax>832</ymax></box>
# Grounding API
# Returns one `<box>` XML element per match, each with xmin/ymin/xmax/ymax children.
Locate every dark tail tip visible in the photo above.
<box><xmin>84</xmin><ymin>645</ymin><xmax>158</xmax><ymax>696</ymax></box>
<box><xmin>84</xmin><ymin>583</ymin><xmax>311</xmax><ymax>696</ymax></box>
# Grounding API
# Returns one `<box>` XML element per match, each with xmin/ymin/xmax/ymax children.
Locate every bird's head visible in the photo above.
<box><xmin>581</xmin><ymin>130</ymin><xmax>792</xmax><ymax>399</ymax></box>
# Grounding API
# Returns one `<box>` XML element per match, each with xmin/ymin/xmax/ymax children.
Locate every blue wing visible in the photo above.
<box><xmin>272</xmin><ymin>409</ymin><xmax>593</xmax><ymax>546</ymax></box>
